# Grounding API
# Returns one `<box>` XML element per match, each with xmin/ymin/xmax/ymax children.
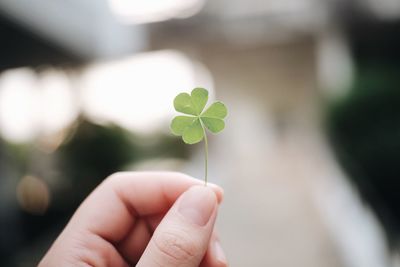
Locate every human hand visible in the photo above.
<box><xmin>39</xmin><ymin>172</ymin><xmax>227</xmax><ymax>267</ymax></box>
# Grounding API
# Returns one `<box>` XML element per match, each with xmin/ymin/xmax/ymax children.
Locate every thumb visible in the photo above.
<box><xmin>137</xmin><ymin>185</ymin><xmax>218</xmax><ymax>267</ymax></box>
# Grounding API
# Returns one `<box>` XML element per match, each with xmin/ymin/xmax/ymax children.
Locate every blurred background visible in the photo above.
<box><xmin>0</xmin><ymin>0</ymin><xmax>400</xmax><ymax>266</ymax></box>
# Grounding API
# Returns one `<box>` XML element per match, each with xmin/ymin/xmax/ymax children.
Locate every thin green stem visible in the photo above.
<box><xmin>200</xmin><ymin>119</ymin><xmax>208</xmax><ymax>186</ymax></box>
<box><xmin>203</xmin><ymin>128</ymin><xmax>208</xmax><ymax>186</ymax></box>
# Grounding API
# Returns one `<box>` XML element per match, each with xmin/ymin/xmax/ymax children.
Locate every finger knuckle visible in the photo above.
<box><xmin>70</xmin><ymin>232</ymin><xmax>114</xmax><ymax>267</ymax></box>
<box><xmin>153</xmin><ymin>230</ymin><xmax>199</xmax><ymax>264</ymax></box>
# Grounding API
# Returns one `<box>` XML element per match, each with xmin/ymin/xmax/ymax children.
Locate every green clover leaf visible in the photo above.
<box><xmin>171</xmin><ymin>88</ymin><xmax>227</xmax><ymax>144</ymax></box>
<box><xmin>170</xmin><ymin>87</ymin><xmax>228</xmax><ymax>185</ymax></box>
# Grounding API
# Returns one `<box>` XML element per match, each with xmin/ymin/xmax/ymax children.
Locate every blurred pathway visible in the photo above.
<box><xmin>184</xmin><ymin>39</ymin><xmax>388</xmax><ymax>267</ymax></box>
<box><xmin>209</xmin><ymin>103</ymin><xmax>343</xmax><ymax>267</ymax></box>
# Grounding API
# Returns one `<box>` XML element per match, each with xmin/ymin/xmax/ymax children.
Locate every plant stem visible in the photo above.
<box><xmin>203</xmin><ymin>129</ymin><xmax>208</xmax><ymax>186</ymax></box>
<box><xmin>200</xmin><ymin>120</ymin><xmax>208</xmax><ymax>186</ymax></box>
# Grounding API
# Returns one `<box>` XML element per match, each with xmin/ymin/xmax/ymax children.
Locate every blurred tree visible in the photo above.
<box><xmin>58</xmin><ymin>120</ymin><xmax>137</xmax><ymax>205</ymax></box>
<box><xmin>328</xmin><ymin>65</ymin><xmax>400</xmax><ymax>248</ymax></box>
<box><xmin>328</xmin><ymin>16</ymin><xmax>400</xmax><ymax>249</ymax></box>
<box><xmin>1</xmin><ymin>118</ymin><xmax>188</xmax><ymax>266</ymax></box>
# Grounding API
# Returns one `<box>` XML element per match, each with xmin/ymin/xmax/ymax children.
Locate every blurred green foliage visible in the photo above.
<box><xmin>328</xmin><ymin>64</ymin><xmax>400</xmax><ymax>245</ymax></box>
<box><xmin>0</xmin><ymin>118</ymin><xmax>188</xmax><ymax>266</ymax></box>
<box><xmin>58</xmin><ymin>119</ymin><xmax>189</xmax><ymax>205</ymax></box>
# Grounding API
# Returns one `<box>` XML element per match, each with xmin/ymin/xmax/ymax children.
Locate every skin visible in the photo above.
<box><xmin>39</xmin><ymin>172</ymin><xmax>228</xmax><ymax>267</ymax></box>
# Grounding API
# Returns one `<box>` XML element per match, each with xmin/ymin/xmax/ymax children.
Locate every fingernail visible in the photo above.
<box><xmin>178</xmin><ymin>186</ymin><xmax>217</xmax><ymax>226</ymax></box>
<box><xmin>213</xmin><ymin>239</ymin><xmax>227</xmax><ymax>264</ymax></box>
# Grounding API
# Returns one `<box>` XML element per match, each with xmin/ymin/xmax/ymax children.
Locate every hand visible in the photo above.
<box><xmin>39</xmin><ymin>172</ymin><xmax>228</xmax><ymax>267</ymax></box>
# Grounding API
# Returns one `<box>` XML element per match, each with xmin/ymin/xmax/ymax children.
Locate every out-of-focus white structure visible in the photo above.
<box><xmin>0</xmin><ymin>0</ymin><xmax>146</xmax><ymax>58</ymax></box>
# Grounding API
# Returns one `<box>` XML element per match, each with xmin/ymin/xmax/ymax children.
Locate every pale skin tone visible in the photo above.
<box><xmin>39</xmin><ymin>172</ymin><xmax>228</xmax><ymax>267</ymax></box>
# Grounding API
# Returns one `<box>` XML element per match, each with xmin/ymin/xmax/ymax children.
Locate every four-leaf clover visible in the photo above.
<box><xmin>170</xmin><ymin>88</ymin><xmax>228</xmax><ymax>185</ymax></box>
<box><xmin>171</xmin><ymin>88</ymin><xmax>227</xmax><ymax>144</ymax></box>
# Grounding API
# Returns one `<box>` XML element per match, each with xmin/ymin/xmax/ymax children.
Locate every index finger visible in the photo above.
<box><xmin>67</xmin><ymin>172</ymin><xmax>223</xmax><ymax>243</ymax></box>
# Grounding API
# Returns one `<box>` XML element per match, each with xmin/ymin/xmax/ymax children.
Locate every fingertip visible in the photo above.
<box><xmin>200</xmin><ymin>234</ymin><xmax>229</xmax><ymax>267</ymax></box>
<box><xmin>178</xmin><ymin>185</ymin><xmax>218</xmax><ymax>226</ymax></box>
<box><xmin>137</xmin><ymin>184</ymin><xmax>219</xmax><ymax>267</ymax></box>
<box><xmin>212</xmin><ymin>239</ymin><xmax>228</xmax><ymax>265</ymax></box>
<box><xmin>165</xmin><ymin>172</ymin><xmax>224</xmax><ymax>203</ymax></box>
<box><xmin>207</xmin><ymin>183</ymin><xmax>224</xmax><ymax>203</ymax></box>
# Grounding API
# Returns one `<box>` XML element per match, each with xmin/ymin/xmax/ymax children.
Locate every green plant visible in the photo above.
<box><xmin>170</xmin><ymin>88</ymin><xmax>227</xmax><ymax>185</ymax></box>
